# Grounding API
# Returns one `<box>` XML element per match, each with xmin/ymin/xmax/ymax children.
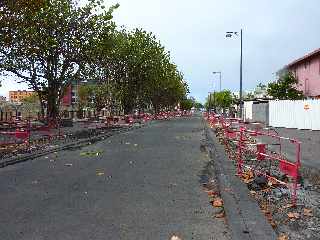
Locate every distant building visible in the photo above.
<box><xmin>61</xmin><ymin>83</ymin><xmax>78</xmax><ymax>108</ymax></box>
<box><xmin>0</xmin><ymin>96</ymin><xmax>6</xmax><ymax>102</ymax></box>
<box><xmin>9</xmin><ymin>90</ymin><xmax>34</xmax><ymax>103</ymax></box>
<box><xmin>285</xmin><ymin>48</ymin><xmax>320</xmax><ymax>98</ymax></box>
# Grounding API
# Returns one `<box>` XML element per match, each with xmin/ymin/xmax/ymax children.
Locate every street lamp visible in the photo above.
<box><xmin>212</xmin><ymin>71</ymin><xmax>222</xmax><ymax>92</ymax></box>
<box><xmin>208</xmin><ymin>92</ymin><xmax>212</xmax><ymax>114</ymax></box>
<box><xmin>226</xmin><ymin>29</ymin><xmax>243</xmax><ymax>119</ymax></box>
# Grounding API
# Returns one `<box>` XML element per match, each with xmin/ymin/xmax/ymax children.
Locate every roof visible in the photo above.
<box><xmin>286</xmin><ymin>48</ymin><xmax>320</xmax><ymax>68</ymax></box>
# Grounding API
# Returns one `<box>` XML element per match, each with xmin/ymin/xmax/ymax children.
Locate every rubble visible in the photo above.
<box><xmin>212</xmin><ymin>122</ymin><xmax>320</xmax><ymax>240</ymax></box>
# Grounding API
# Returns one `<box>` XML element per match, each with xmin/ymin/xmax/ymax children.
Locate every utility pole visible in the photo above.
<box><xmin>226</xmin><ymin>29</ymin><xmax>243</xmax><ymax>119</ymax></box>
<box><xmin>240</xmin><ymin>29</ymin><xmax>243</xmax><ymax>119</ymax></box>
<box><xmin>208</xmin><ymin>92</ymin><xmax>212</xmax><ymax>114</ymax></box>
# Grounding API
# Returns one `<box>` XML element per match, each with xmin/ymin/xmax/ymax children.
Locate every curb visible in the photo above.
<box><xmin>204</xmin><ymin>122</ymin><xmax>277</xmax><ymax>240</ymax></box>
<box><xmin>0</xmin><ymin>124</ymin><xmax>144</xmax><ymax>168</ymax></box>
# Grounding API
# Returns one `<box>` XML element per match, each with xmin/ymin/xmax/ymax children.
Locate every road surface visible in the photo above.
<box><xmin>0</xmin><ymin>116</ymin><xmax>230</xmax><ymax>240</ymax></box>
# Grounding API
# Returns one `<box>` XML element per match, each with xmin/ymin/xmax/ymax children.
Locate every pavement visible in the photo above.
<box><xmin>0</xmin><ymin>116</ymin><xmax>231</xmax><ymax>240</ymax></box>
<box><xmin>205</xmin><ymin>124</ymin><xmax>277</xmax><ymax>240</ymax></box>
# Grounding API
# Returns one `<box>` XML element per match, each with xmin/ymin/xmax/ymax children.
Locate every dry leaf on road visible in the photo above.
<box><xmin>277</xmin><ymin>233</ymin><xmax>289</xmax><ymax>240</ymax></box>
<box><xmin>287</xmin><ymin>212</ymin><xmax>300</xmax><ymax>219</ymax></box>
<box><xmin>170</xmin><ymin>234</ymin><xmax>182</xmax><ymax>240</ymax></box>
<box><xmin>303</xmin><ymin>208</ymin><xmax>313</xmax><ymax>217</ymax></box>
<box><xmin>215</xmin><ymin>212</ymin><xmax>225</xmax><ymax>218</ymax></box>
<box><xmin>212</xmin><ymin>198</ymin><xmax>223</xmax><ymax>208</ymax></box>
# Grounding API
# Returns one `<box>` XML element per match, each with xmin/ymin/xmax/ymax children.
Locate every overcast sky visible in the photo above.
<box><xmin>1</xmin><ymin>0</ymin><xmax>319</xmax><ymax>103</ymax></box>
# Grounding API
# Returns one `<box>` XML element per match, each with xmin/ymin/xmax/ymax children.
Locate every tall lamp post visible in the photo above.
<box><xmin>226</xmin><ymin>29</ymin><xmax>243</xmax><ymax>119</ymax></box>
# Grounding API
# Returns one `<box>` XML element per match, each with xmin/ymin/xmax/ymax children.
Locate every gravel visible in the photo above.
<box><xmin>213</xmin><ymin>125</ymin><xmax>320</xmax><ymax>240</ymax></box>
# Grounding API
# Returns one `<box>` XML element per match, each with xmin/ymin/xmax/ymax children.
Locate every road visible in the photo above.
<box><xmin>0</xmin><ymin>116</ymin><xmax>230</xmax><ymax>240</ymax></box>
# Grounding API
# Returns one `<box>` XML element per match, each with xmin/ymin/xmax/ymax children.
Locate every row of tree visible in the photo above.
<box><xmin>0</xmin><ymin>0</ymin><xmax>189</xmax><ymax>121</ymax></box>
<box><xmin>204</xmin><ymin>71</ymin><xmax>305</xmax><ymax>114</ymax></box>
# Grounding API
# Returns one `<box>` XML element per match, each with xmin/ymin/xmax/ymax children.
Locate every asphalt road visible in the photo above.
<box><xmin>0</xmin><ymin>116</ymin><xmax>230</xmax><ymax>240</ymax></box>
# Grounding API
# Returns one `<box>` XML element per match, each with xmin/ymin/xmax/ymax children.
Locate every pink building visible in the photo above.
<box><xmin>286</xmin><ymin>48</ymin><xmax>320</xmax><ymax>98</ymax></box>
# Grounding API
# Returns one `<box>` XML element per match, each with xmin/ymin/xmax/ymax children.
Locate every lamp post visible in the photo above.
<box><xmin>226</xmin><ymin>29</ymin><xmax>243</xmax><ymax>119</ymax></box>
<box><xmin>212</xmin><ymin>71</ymin><xmax>222</xmax><ymax>92</ymax></box>
<box><xmin>208</xmin><ymin>92</ymin><xmax>212</xmax><ymax>114</ymax></box>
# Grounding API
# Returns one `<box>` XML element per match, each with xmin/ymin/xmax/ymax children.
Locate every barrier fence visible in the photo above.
<box><xmin>204</xmin><ymin>112</ymin><xmax>301</xmax><ymax>205</ymax></box>
<box><xmin>1</xmin><ymin>111</ymin><xmax>192</xmax><ymax>160</ymax></box>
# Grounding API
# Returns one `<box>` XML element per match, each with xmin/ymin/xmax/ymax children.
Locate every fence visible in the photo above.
<box><xmin>269</xmin><ymin>100</ymin><xmax>320</xmax><ymax>130</ymax></box>
<box><xmin>1</xmin><ymin>111</ymin><xmax>191</xmax><ymax>160</ymax></box>
<box><xmin>205</xmin><ymin>113</ymin><xmax>301</xmax><ymax>205</ymax></box>
<box><xmin>252</xmin><ymin>102</ymin><xmax>269</xmax><ymax>125</ymax></box>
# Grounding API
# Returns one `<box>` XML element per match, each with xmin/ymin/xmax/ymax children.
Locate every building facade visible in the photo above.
<box><xmin>285</xmin><ymin>48</ymin><xmax>320</xmax><ymax>98</ymax></box>
<box><xmin>9</xmin><ymin>90</ymin><xmax>34</xmax><ymax>103</ymax></box>
<box><xmin>0</xmin><ymin>96</ymin><xmax>6</xmax><ymax>102</ymax></box>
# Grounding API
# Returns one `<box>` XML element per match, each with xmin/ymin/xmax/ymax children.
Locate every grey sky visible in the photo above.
<box><xmin>1</xmin><ymin>0</ymin><xmax>319</xmax><ymax>103</ymax></box>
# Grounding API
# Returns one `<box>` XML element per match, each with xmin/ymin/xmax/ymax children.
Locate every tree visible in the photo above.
<box><xmin>180</xmin><ymin>98</ymin><xmax>194</xmax><ymax>110</ymax></box>
<box><xmin>193</xmin><ymin>101</ymin><xmax>204</xmax><ymax>110</ymax></box>
<box><xmin>245</xmin><ymin>92</ymin><xmax>255</xmax><ymax>100</ymax></box>
<box><xmin>22</xmin><ymin>93</ymin><xmax>39</xmax><ymax>104</ymax></box>
<box><xmin>98</xmin><ymin>28</ymin><xmax>188</xmax><ymax>114</ymax></box>
<box><xmin>205</xmin><ymin>90</ymin><xmax>233</xmax><ymax>112</ymax></box>
<box><xmin>267</xmin><ymin>72</ymin><xmax>305</xmax><ymax>100</ymax></box>
<box><xmin>0</xmin><ymin>0</ymin><xmax>118</xmax><ymax>122</ymax></box>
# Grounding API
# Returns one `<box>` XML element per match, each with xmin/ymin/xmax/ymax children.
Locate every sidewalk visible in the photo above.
<box><xmin>205</xmin><ymin>123</ymin><xmax>277</xmax><ymax>240</ymax></box>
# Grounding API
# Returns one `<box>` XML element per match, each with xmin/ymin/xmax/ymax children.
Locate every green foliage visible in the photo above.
<box><xmin>267</xmin><ymin>72</ymin><xmax>305</xmax><ymax>100</ymax></box>
<box><xmin>205</xmin><ymin>90</ymin><xmax>233</xmax><ymax>111</ymax></box>
<box><xmin>0</xmin><ymin>0</ymin><xmax>189</xmax><ymax>118</ymax></box>
<box><xmin>245</xmin><ymin>92</ymin><xmax>255</xmax><ymax>100</ymax></box>
<box><xmin>180</xmin><ymin>98</ymin><xmax>194</xmax><ymax>110</ymax></box>
<box><xmin>21</xmin><ymin>93</ymin><xmax>39</xmax><ymax>104</ymax></box>
<box><xmin>193</xmin><ymin>101</ymin><xmax>204</xmax><ymax>110</ymax></box>
<box><xmin>94</xmin><ymin>28</ymin><xmax>188</xmax><ymax>113</ymax></box>
<box><xmin>0</xmin><ymin>0</ymin><xmax>118</xmax><ymax>120</ymax></box>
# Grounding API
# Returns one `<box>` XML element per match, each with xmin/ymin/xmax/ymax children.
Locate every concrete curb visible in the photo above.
<box><xmin>204</xmin><ymin>122</ymin><xmax>277</xmax><ymax>240</ymax></box>
<box><xmin>0</xmin><ymin>124</ymin><xmax>144</xmax><ymax>168</ymax></box>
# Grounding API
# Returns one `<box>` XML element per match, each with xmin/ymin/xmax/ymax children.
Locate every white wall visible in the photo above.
<box><xmin>269</xmin><ymin>100</ymin><xmax>320</xmax><ymax>130</ymax></box>
<box><xmin>243</xmin><ymin>101</ymin><xmax>253</xmax><ymax>121</ymax></box>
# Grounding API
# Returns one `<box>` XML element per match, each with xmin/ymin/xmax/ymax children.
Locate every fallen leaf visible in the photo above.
<box><xmin>170</xmin><ymin>235</ymin><xmax>182</xmax><ymax>240</ymax></box>
<box><xmin>303</xmin><ymin>208</ymin><xmax>313</xmax><ymax>217</ymax></box>
<box><xmin>215</xmin><ymin>212</ymin><xmax>225</xmax><ymax>218</ymax></box>
<box><xmin>65</xmin><ymin>163</ymin><xmax>73</xmax><ymax>167</ymax></box>
<box><xmin>287</xmin><ymin>212</ymin><xmax>300</xmax><ymax>219</ymax></box>
<box><xmin>96</xmin><ymin>172</ymin><xmax>104</xmax><ymax>176</ymax></box>
<box><xmin>243</xmin><ymin>178</ymin><xmax>254</xmax><ymax>184</ymax></box>
<box><xmin>277</xmin><ymin>233</ymin><xmax>289</xmax><ymax>240</ymax></box>
<box><xmin>212</xmin><ymin>198</ymin><xmax>223</xmax><ymax>208</ymax></box>
<box><xmin>80</xmin><ymin>151</ymin><xmax>102</xmax><ymax>157</ymax></box>
<box><xmin>283</xmin><ymin>204</ymin><xmax>295</xmax><ymax>209</ymax></box>
<box><xmin>270</xmin><ymin>220</ymin><xmax>277</xmax><ymax>228</ymax></box>
<box><xmin>206</xmin><ymin>190</ymin><xmax>218</xmax><ymax>197</ymax></box>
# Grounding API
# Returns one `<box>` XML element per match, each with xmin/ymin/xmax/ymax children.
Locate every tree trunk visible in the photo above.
<box><xmin>47</xmin><ymin>89</ymin><xmax>60</xmax><ymax>127</ymax></box>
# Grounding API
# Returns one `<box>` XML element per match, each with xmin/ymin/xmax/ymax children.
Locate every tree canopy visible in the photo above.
<box><xmin>205</xmin><ymin>90</ymin><xmax>234</xmax><ymax>111</ymax></box>
<box><xmin>0</xmin><ymin>0</ymin><xmax>188</xmax><ymax>120</ymax></box>
<box><xmin>267</xmin><ymin>72</ymin><xmax>305</xmax><ymax>100</ymax></box>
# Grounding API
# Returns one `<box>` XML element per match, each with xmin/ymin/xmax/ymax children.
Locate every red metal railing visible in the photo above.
<box><xmin>205</xmin><ymin>113</ymin><xmax>301</xmax><ymax>205</ymax></box>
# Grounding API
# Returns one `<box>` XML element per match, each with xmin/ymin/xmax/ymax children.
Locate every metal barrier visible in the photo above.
<box><xmin>206</xmin><ymin>113</ymin><xmax>301</xmax><ymax>205</ymax></box>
